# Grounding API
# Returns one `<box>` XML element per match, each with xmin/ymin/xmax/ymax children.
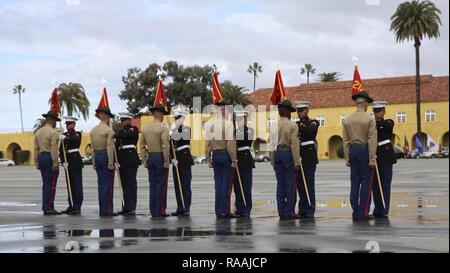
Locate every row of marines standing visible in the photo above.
<box><xmin>34</xmin><ymin>95</ymin><xmax>396</xmax><ymax>221</ymax></box>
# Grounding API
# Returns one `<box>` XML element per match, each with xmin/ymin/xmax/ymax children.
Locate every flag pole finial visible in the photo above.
<box><xmin>352</xmin><ymin>56</ymin><xmax>359</xmax><ymax>66</ymax></box>
<box><xmin>101</xmin><ymin>78</ymin><xmax>107</xmax><ymax>87</ymax></box>
<box><xmin>275</xmin><ymin>62</ymin><xmax>281</xmax><ymax>71</ymax></box>
<box><xmin>52</xmin><ymin>80</ymin><xmax>58</xmax><ymax>88</ymax></box>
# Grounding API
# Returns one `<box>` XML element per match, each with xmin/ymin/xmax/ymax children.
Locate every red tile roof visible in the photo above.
<box><xmin>247</xmin><ymin>75</ymin><xmax>449</xmax><ymax>110</ymax></box>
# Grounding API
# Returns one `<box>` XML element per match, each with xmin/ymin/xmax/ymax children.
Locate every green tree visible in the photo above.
<box><xmin>56</xmin><ymin>83</ymin><xmax>90</xmax><ymax>120</ymax></box>
<box><xmin>221</xmin><ymin>81</ymin><xmax>251</xmax><ymax>106</ymax></box>
<box><xmin>390</xmin><ymin>0</ymin><xmax>441</xmax><ymax>134</ymax></box>
<box><xmin>33</xmin><ymin>118</ymin><xmax>46</xmax><ymax>132</ymax></box>
<box><xmin>13</xmin><ymin>84</ymin><xmax>26</xmax><ymax>132</ymax></box>
<box><xmin>318</xmin><ymin>72</ymin><xmax>343</xmax><ymax>82</ymax></box>
<box><xmin>247</xmin><ymin>62</ymin><xmax>263</xmax><ymax>92</ymax></box>
<box><xmin>300</xmin><ymin>64</ymin><xmax>316</xmax><ymax>84</ymax></box>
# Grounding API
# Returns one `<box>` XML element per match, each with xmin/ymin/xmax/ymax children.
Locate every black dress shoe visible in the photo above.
<box><xmin>44</xmin><ymin>210</ymin><xmax>61</xmax><ymax>216</ymax></box>
<box><xmin>279</xmin><ymin>215</ymin><xmax>295</xmax><ymax>221</ymax></box>
<box><xmin>100</xmin><ymin>212</ymin><xmax>118</xmax><ymax>217</ymax></box>
<box><xmin>68</xmin><ymin>210</ymin><xmax>81</xmax><ymax>215</ymax></box>
<box><xmin>296</xmin><ymin>213</ymin><xmax>315</xmax><ymax>219</ymax></box>
<box><xmin>216</xmin><ymin>214</ymin><xmax>231</xmax><ymax>219</ymax></box>
<box><xmin>171</xmin><ymin>212</ymin><xmax>183</xmax><ymax>216</ymax></box>
<box><xmin>181</xmin><ymin>212</ymin><xmax>190</xmax><ymax>217</ymax></box>
<box><xmin>123</xmin><ymin>211</ymin><xmax>136</xmax><ymax>216</ymax></box>
<box><xmin>61</xmin><ymin>209</ymin><xmax>72</xmax><ymax>214</ymax></box>
<box><xmin>373</xmin><ymin>214</ymin><xmax>389</xmax><ymax>219</ymax></box>
<box><xmin>152</xmin><ymin>214</ymin><xmax>170</xmax><ymax>218</ymax></box>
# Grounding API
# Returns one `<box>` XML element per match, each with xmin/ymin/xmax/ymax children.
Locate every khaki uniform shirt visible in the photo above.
<box><xmin>140</xmin><ymin>120</ymin><xmax>170</xmax><ymax>168</ymax></box>
<box><xmin>90</xmin><ymin>121</ymin><xmax>115</xmax><ymax>166</ymax></box>
<box><xmin>34</xmin><ymin>124</ymin><xmax>60</xmax><ymax>168</ymax></box>
<box><xmin>342</xmin><ymin>109</ymin><xmax>378</xmax><ymax>162</ymax></box>
<box><xmin>205</xmin><ymin>117</ymin><xmax>237</xmax><ymax>162</ymax></box>
<box><xmin>269</xmin><ymin>117</ymin><xmax>301</xmax><ymax>167</ymax></box>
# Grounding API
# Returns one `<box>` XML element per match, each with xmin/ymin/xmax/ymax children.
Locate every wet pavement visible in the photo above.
<box><xmin>0</xmin><ymin>159</ymin><xmax>448</xmax><ymax>253</ymax></box>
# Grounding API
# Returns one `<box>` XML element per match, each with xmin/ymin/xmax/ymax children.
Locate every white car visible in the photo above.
<box><xmin>194</xmin><ymin>156</ymin><xmax>206</xmax><ymax>164</ymax></box>
<box><xmin>0</xmin><ymin>159</ymin><xmax>15</xmax><ymax>167</ymax></box>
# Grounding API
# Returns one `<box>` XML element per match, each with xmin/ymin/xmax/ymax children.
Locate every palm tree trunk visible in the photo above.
<box><xmin>415</xmin><ymin>38</ymin><xmax>422</xmax><ymax>134</ymax></box>
<box><xmin>307</xmin><ymin>72</ymin><xmax>310</xmax><ymax>84</ymax></box>
<box><xmin>253</xmin><ymin>74</ymin><xmax>256</xmax><ymax>92</ymax></box>
<box><xmin>19</xmin><ymin>92</ymin><xmax>24</xmax><ymax>133</ymax></box>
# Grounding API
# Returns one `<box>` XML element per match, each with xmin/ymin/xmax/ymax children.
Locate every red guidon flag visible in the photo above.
<box><xmin>269</xmin><ymin>69</ymin><xmax>286</xmax><ymax>105</ymax></box>
<box><xmin>95</xmin><ymin>87</ymin><xmax>110</xmax><ymax>119</ymax></box>
<box><xmin>352</xmin><ymin>66</ymin><xmax>364</xmax><ymax>98</ymax></box>
<box><xmin>212</xmin><ymin>71</ymin><xmax>223</xmax><ymax>105</ymax></box>
<box><xmin>49</xmin><ymin>87</ymin><xmax>61</xmax><ymax>117</ymax></box>
<box><xmin>154</xmin><ymin>79</ymin><xmax>168</xmax><ymax>110</ymax></box>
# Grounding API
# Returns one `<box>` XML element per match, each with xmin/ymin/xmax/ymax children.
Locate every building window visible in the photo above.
<box><xmin>339</xmin><ymin>115</ymin><xmax>346</xmax><ymax>126</ymax></box>
<box><xmin>316</xmin><ymin>115</ymin><xmax>325</xmax><ymax>126</ymax></box>
<box><xmin>396</xmin><ymin>112</ymin><xmax>406</xmax><ymax>124</ymax></box>
<box><xmin>425</xmin><ymin>110</ymin><xmax>436</xmax><ymax>122</ymax></box>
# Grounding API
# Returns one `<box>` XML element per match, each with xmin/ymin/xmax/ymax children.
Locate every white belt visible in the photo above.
<box><xmin>67</xmin><ymin>148</ymin><xmax>79</xmax><ymax>154</ymax></box>
<box><xmin>176</xmin><ymin>145</ymin><xmax>190</xmax><ymax>151</ymax></box>
<box><xmin>301</xmin><ymin>141</ymin><xmax>315</xmax><ymax>146</ymax></box>
<box><xmin>378</xmin><ymin>139</ymin><xmax>391</xmax><ymax>146</ymax></box>
<box><xmin>237</xmin><ymin>146</ymin><xmax>251</xmax><ymax>152</ymax></box>
<box><xmin>119</xmin><ymin>145</ymin><xmax>136</xmax><ymax>150</ymax></box>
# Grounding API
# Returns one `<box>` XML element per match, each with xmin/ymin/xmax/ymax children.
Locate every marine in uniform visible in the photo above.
<box><xmin>372</xmin><ymin>101</ymin><xmax>396</xmax><ymax>218</ymax></box>
<box><xmin>115</xmin><ymin>112</ymin><xmax>140</xmax><ymax>216</ymax></box>
<box><xmin>342</xmin><ymin>91</ymin><xmax>378</xmax><ymax>221</ymax></box>
<box><xmin>205</xmin><ymin>102</ymin><xmax>237</xmax><ymax>218</ymax></box>
<box><xmin>294</xmin><ymin>101</ymin><xmax>320</xmax><ymax>218</ymax></box>
<box><xmin>169</xmin><ymin>105</ymin><xmax>194</xmax><ymax>217</ymax></box>
<box><xmin>233</xmin><ymin>110</ymin><xmax>255</xmax><ymax>218</ymax></box>
<box><xmin>90</xmin><ymin>106</ymin><xmax>116</xmax><ymax>217</ymax></box>
<box><xmin>34</xmin><ymin>111</ymin><xmax>61</xmax><ymax>215</ymax></box>
<box><xmin>140</xmin><ymin>104</ymin><xmax>170</xmax><ymax>218</ymax></box>
<box><xmin>270</xmin><ymin>100</ymin><xmax>301</xmax><ymax>221</ymax></box>
<box><xmin>59</xmin><ymin>116</ymin><xmax>84</xmax><ymax>215</ymax></box>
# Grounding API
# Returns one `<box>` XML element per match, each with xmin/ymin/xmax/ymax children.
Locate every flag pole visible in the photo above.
<box><xmin>374</xmin><ymin>158</ymin><xmax>386</xmax><ymax>209</ymax></box>
<box><xmin>232</xmin><ymin>116</ymin><xmax>247</xmax><ymax>207</ymax></box>
<box><xmin>298</xmin><ymin>159</ymin><xmax>312</xmax><ymax>207</ymax></box>
<box><xmin>112</xmin><ymin>141</ymin><xmax>125</xmax><ymax>209</ymax></box>
<box><xmin>53</xmin><ymin>80</ymin><xmax>74</xmax><ymax>208</ymax></box>
<box><xmin>171</xmin><ymin>138</ymin><xmax>186</xmax><ymax>210</ymax></box>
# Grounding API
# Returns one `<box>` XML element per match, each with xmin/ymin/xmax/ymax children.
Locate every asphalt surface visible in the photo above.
<box><xmin>0</xmin><ymin>159</ymin><xmax>448</xmax><ymax>253</ymax></box>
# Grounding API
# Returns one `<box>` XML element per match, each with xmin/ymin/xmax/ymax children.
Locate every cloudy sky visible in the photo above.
<box><xmin>0</xmin><ymin>0</ymin><xmax>448</xmax><ymax>133</ymax></box>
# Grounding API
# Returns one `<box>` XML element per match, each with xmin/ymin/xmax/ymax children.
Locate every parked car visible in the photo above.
<box><xmin>407</xmin><ymin>149</ymin><xmax>420</xmax><ymax>159</ymax></box>
<box><xmin>0</xmin><ymin>159</ymin><xmax>15</xmax><ymax>167</ymax></box>
<box><xmin>194</xmin><ymin>156</ymin><xmax>206</xmax><ymax>164</ymax></box>
<box><xmin>82</xmin><ymin>156</ymin><xmax>93</xmax><ymax>165</ymax></box>
<box><xmin>420</xmin><ymin>150</ymin><xmax>440</xmax><ymax>159</ymax></box>
<box><xmin>394</xmin><ymin>147</ymin><xmax>405</xmax><ymax>159</ymax></box>
<box><xmin>440</xmin><ymin>147</ymin><xmax>449</xmax><ymax>158</ymax></box>
<box><xmin>254</xmin><ymin>152</ymin><xmax>270</xmax><ymax>162</ymax></box>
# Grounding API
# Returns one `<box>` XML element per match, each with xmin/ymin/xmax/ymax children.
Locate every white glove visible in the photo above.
<box><xmin>63</xmin><ymin>163</ymin><xmax>68</xmax><ymax>169</ymax></box>
<box><xmin>172</xmin><ymin>159</ymin><xmax>178</xmax><ymax>166</ymax></box>
<box><xmin>58</xmin><ymin>134</ymin><xmax>67</xmax><ymax>141</ymax></box>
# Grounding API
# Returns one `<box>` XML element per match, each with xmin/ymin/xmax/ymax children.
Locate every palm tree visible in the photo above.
<box><xmin>221</xmin><ymin>81</ymin><xmax>251</xmax><ymax>106</ymax></box>
<box><xmin>390</xmin><ymin>0</ymin><xmax>441</xmax><ymax>134</ymax></box>
<box><xmin>13</xmin><ymin>85</ymin><xmax>26</xmax><ymax>132</ymax></box>
<box><xmin>54</xmin><ymin>83</ymin><xmax>90</xmax><ymax>120</ymax></box>
<box><xmin>247</xmin><ymin>62</ymin><xmax>263</xmax><ymax>92</ymax></box>
<box><xmin>33</xmin><ymin>118</ymin><xmax>46</xmax><ymax>133</ymax></box>
<box><xmin>318</xmin><ymin>72</ymin><xmax>343</xmax><ymax>82</ymax></box>
<box><xmin>300</xmin><ymin>64</ymin><xmax>316</xmax><ymax>84</ymax></box>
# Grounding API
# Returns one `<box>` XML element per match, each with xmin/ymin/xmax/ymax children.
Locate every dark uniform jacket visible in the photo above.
<box><xmin>59</xmin><ymin>130</ymin><xmax>83</xmax><ymax>170</ymax></box>
<box><xmin>170</xmin><ymin>125</ymin><xmax>194</xmax><ymax>169</ymax></box>
<box><xmin>297</xmin><ymin>118</ymin><xmax>320</xmax><ymax>167</ymax></box>
<box><xmin>114</xmin><ymin>125</ymin><xmax>140</xmax><ymax>168</ymax></box>
<box><xmin>376</xmin><ymin>118</ymin><xmax>397</xmax><ymax>167</ymax></box>
<box><xmin>236</xmin><ymin>125</ymin><xmax>255</xmax><ymax>172</ymax></box>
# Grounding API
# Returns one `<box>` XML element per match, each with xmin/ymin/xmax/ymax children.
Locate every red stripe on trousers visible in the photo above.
<box><xmin>364</xmin><ymin>170</ymin><xmax>375</xmax><ymax>217</ymax></box>
<box><xmin>49</xmin><ymin>171</ymin><xmax>57</xmax><ymax>209</ymax></box>
<box><xmin>108</xmin><ymin>169</ymin><xmax>115</xmax><ymax>214</ymax></box>
<box><xmin>161</xmin><ymin>168</ymin><xmax>169</xmax><ymax>215</ymax></box>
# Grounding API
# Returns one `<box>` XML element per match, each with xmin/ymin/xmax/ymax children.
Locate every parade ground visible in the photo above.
<box><xmin>0</xmin><ymin>159</ymin><xmax>448</xmax><ymax>253</ymax></box>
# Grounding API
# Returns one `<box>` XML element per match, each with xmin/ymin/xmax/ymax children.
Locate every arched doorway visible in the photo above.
<box><xmin>442</xmin><ymin>132</ymin><xmax>449</xmax><ymax>148</ymax></box>
<box><xmin>84</xmin><ymin>144</ymin><xmax>92</xmax><ymax>156</ymax></box>
<box><xmin>253</xmin><ymin>138</ymin><xmax>267</xmax><ymax>154</ymax></box>
<box><xmin>412</xmin><ymin>132</ymin><xmax>427</xmax><ymax>150</ymax></box>
<box><xmin>328</xmin><ymin>135</ymin><xmax>343</xmax><ymax>159</ymax></box>
<box><xmin>6</xmin><ymin>143</ymin><xmax>22</xmax><ymax>165</ymax></box>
